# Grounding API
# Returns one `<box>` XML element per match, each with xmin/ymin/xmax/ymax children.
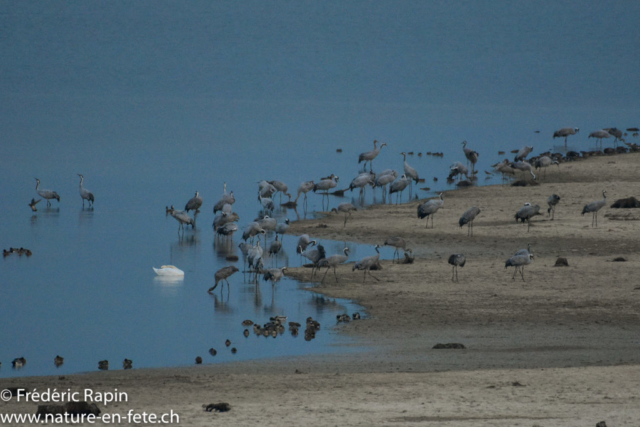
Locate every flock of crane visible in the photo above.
<box><xmin>29</xmin><ymin>125</ymin><xmax>636</xmax><ymax>288</ymax></box>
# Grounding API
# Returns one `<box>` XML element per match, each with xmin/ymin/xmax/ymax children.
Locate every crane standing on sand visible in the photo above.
<box><xmin>318</xmin><ymin>247</ymin><xmax>350</xmax><ymax>283</ymax></box>
<box><xmin>417</xmin><ymin>193</ymin><xmax>444</xmax><ymax>229</ymax></box>
<box><xmin>331</xmin><ymin>203</ymin><xmax>357</xmax><ymax>227</ymax></box>
<box><xmin>547</xmin><ymin>194</ymin><xmax>561</xmax><ymax>220</ymax></box>
<box><xmin>582</xmin><ymin>190</ymin><xmax>607</xmax><ymax>227</ymax></box>
<box><xmin>459</xmin><ymin>206</ymin><xmax>481</xmax><ymax>236</ymax></box>
<box><xmin>505</xmin><ymin>252</ymin><xmax>534</xmax><ymax>281</ymax></box>
<box><xmin>352</xmin><ymin>244</ymin><xmax>381</xmax><ymax>283</ymax></box>
<box><xmin>448</xmin><ymin>254</ymin><xmax>466</xmax><ymax>282</ymax></box>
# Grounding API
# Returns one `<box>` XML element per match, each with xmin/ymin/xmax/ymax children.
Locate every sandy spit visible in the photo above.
<box><xmin>2</xmin><ymin>152</ymin><xmax>640</xmax><ymax>426</ymax></box>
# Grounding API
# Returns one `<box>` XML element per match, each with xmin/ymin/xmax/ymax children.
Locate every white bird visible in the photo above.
<box><xmin>153</xmin><ymin>265</ymin><xmax>185</xmax><ymax>276</ymax></box>
<box><xmin>78</xmin><ymin>174</ymin><xmax>94</xmax><ymax>208</ymax></box>
<box><xmin>35</xmin><ymin>178</ymin><xmax>61</xmax><ymax>207</ymax></box>
<box><xmin>358</xmin><ymin>140</ymin><xmax>387</xmax><ymax>171</ymax></box>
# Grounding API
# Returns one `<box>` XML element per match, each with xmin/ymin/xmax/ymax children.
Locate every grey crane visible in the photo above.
<box><xmin>184</xmin><ymin>191</ymin><xmax>203</xmax><ymax>213</ymax></box>
<box><xmin>588</xmin><ymin>130</ymin><xmax>611</xmax><ymax>149</ymax></box>
<box><xmin>401</xmin><ymin>152</ymin><xmax>419</xmax><ymax>199</ymax></box>
<box><xmin>331</xmin><ymin>203</ymin><xmax>357</xmax><ymax>227</ymax></box>
<box><xmin>216</xmin><ymin>223</ymin><xmax>238</xmax><ymax>239</ymax></box>
<box><xmin>268</xmin><ymin>235</ymin><xmax>282</xmax><ymax>257</ymax></box>
<box><xmin>374</xmin><ymin>170</ymin><xmax>398</xmax><ymax>201</ymax></box>
<box><xmin>389</xmin><ymin>174</ymin><xmax>410</xmax><ymax>204</ymax></box>
<box><xmin>505</xmin><ymin>252</ymin><xmax>534</xmax><ymax>281</ymax></box>
<box><xmin>263</xmin><ymin>267</ymin><xmax>287</xmax><ymax>287</ymax></box>
<box><xmin>257</xmin><ymin>215</ymin><xmax>277</xmax><ymax>233</ymax></box>
<box><xmin>547</xmin><ymin>194</ymin><xmax>561</xmax><ymax>219</ymax></box>
<box><xmin>604</xmin><ymin>128</ymin><xmax>623</xmax><ymax>147</ymax></box>
<box><xmin>247</xmin><ymin>241</ymin><xmax>264</xmax><ymax>276</ymax></box>
<box><xmin>515</xmin><ymin>204</ymin><xmax>542</xmax><ymax>232</ymax></box>
<box><xmin>358</xmin><ymin>140</ymin><xmax>387</xmax><ymax>171</ymax></box>
<box><xmin>170</xmin><ymin>209</ymin><xmax>196</xmax><ymax>234</ymax></box>
<box><xmin>318</xmin><ymin>247</ymin><xmax>350</xmax><ymax>283</ymax></box>
<box><xmin>78</xmin><ymin>174</ymin><xmax>94</xmax><ymax>208</ymax></box>
<box><xmin>514</xmin><ymin>243</ymin><xmax>532</xmax><ymax>257</ymax></box>
<box><xmin>349</xmin><ymin>172</ymin><xmax>375</xmax><ymax>198</ymax></box>
<box><xmin>313</xmin><ymin>174</ymin><xmax>339</xmax><ymax>196</ymax></box>
<box><xmin>553</xmin><ymin>127</ymin><xmax>579</xmax><ymax>148</ymax></box>
<box><xmin>461</xmin><ymin>141</ymin><xmax>479</xmax><ymax>175</ymax></box>
<box><xmin>275</xmin><ymin>218</ymin><xmax>290</xmax><ymax>237</ymax></box>
<box><xmin>514</xmin><ymin>146</ymin><xmax>533</xmax><ymax>162</ymax></box>
<box><xmin>213</xmin><ymin>184</ymin><xmax>235</xmax><ymax>213</ymax></box>
<box><xmin>295</xmin><ymin>180</ymin><xmax>315</xmax><ymax>207</ymax></box>
<box><xmin>268</xmin><ymin>180</ymin><xmax>291</xmax><ymax>203</ymax></box>
<box><xmin>35</xmin><ymin>178</ymin><xmax>61</xmax><ymax>207</ymax></box>
<box><xmin>352</xmin><ymin>244</ymin><xmax>381</xmax><ymax>283</ymax></box>
<box><xmin>242</xmin><ymin>222</ymin><xmax>266</xmax><ymax>242</ymax></box>
<box><xmin>384</xmin><ymin>236</ymin><xmax>408</xmax><ymax>263</ymax></box>
<box><xmin>582</xmin><ymin>190</ymin><xmax>607</xmax><ymax>227</ymax></box>
<box><xmin>208</xmin><ymin>266</ymin><xmax>240</xmax><ymax>293</ymax></box>
<box><xmin>533</xmin><ymin>156</ymin><xmax>559</xmax><ymax>179</ymax></box>
<box><xmin>510</xmin><ymin>161</ymin><xmax>536</xmax><ymax>180</ymax></box>
<box><xmin>258</xmin><ymin>194</ymin><xmax>275</xmax><ymax>214</ymax></box>
<box><xmin>448</xmin><ymin>254</ymin><xmax>466</xmax><ymax>282</ymax></box>
<box><xmin>459</xmin><ymin>206</ymin><xmax>481</xmax><ymax>236</ymax></box>
<box><xmin>493</xmin><ymin>159</ymin><xmax>516</xmax><ymax>184</ymax></box>
<box><xmin>213</xmin><ymin>211</ymin><xmax>240</xmax><ymax>231</ymax></box>
<box><xmin>258</xmin><ymin>180</ymin><xmax>277</xmax><ymax>198</ymax></box>
<box><xmin>296</xmin><ymin>234</ymin><xmax>316</xmax><ymax>254</ymax></box>
<box><xmin>417</xmin><ymin>193</ymin><xmax>444</xmax><ymax>228</ymax></box>
<box><xmin>448</xmin><ymin>162</ymin><xmax>471</xmax><ymax>181</ymax></box>
<box><xmin>301</xmin><ymin>244</ymin><xmax>326</xmax><ymax>278</ymax></box>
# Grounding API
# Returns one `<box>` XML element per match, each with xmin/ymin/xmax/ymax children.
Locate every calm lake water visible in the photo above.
<box><xmin>1</xmin><ymin>1</ymin><xmax>638</xmax><ymax>378</ymax></box>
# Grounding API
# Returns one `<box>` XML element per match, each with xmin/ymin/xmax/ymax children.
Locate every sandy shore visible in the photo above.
<box><xmin>3</xmin><ymin>153</ymin><xmax>640</xmax><ymax>426</ymax></box>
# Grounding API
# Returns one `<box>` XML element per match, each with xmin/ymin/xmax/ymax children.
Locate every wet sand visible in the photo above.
<box><xmin>3</xmin><ymin>152</ymin><xmax>640</xmax><ymax>426</ymax></box>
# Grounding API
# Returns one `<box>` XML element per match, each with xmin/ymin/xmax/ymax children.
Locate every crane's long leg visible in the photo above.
<box><xmin>451</xmin><ymin>266</ymin><xmax>455</xmax><ymax>282</ymax></box>
<box><xmin>334</xmin><ymin>266</ymin><xmax>339</xmax><ymax>283</ymax></box>
<box><xmin>512</xmin><ymin>267</ymin><xmax>517</xmax><ymax>280</ymax></box>
<box><xmin>321</xmin><ymin>267</ymin><xmax>330</xmax><ymax>283</ymax></box>
<box><xmin>367</xmin><ymin>269</ymin><xmax>380</xmax><ymax>281</ymax></box>
<box><xmin>520</xmin><ymin>267</ymin><xmax>525</xmax><ymax>282</ymax></box>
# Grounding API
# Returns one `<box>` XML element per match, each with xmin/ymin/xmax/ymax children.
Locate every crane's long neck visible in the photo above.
<box><xmin>79</xmin><ymin>176</ymin><xmax>84</xmax><ymax>187</ymax></box>
<box><xmin>35</xmin><ymin>180</ymin><xmax>39</xmax><ymax>190</ymax></box>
